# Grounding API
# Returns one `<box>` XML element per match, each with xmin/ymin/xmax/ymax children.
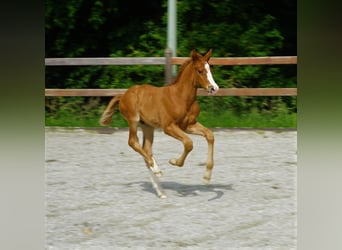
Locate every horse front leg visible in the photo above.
<box><xmin>164</xmin><ymin>124</ymin><xmax>193</xmax><ymax>167</ymax></box>
<box><xmin>186</xmin><ymin>122</ymin><xmax>214</xmax><ymax>184</ymax></box>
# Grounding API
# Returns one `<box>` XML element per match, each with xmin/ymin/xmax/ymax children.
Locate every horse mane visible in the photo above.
<box><xmin>170</xmin><ymin>58</ymin><xmax>192</xmax><ymax>85</ymax></box>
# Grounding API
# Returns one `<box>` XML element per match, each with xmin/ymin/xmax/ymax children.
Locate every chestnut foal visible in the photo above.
<box><xmin>100</xmin><ymin>49</ymin><xmax>219</xmax><ymax>198</ymax></box>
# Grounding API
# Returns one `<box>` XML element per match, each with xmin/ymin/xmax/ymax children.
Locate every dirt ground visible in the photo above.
<box><xmin>45</xmin><ymin>127</ymin><xmax>297</xmax><ymax>249</ymax></box>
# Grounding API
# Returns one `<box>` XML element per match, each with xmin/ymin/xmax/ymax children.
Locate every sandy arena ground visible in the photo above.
<box><xmin>45</xmin><ymin>127</ymin><xmax>297</xmax><ymax>249</ymax></box>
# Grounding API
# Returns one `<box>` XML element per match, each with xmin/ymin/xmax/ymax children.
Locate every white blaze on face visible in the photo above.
<box><xmin>205</xmin><ymin>63</ymin><xmax>219</xmax><ymax>94</ymax></box>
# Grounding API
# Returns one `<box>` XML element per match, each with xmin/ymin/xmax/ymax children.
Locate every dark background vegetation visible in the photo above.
<box><xmin>45</xmin><ymin>0</ymin><xmax>296</xmax><ymax>128</ymax></box>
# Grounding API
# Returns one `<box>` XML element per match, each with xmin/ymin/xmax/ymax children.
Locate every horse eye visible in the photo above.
<box><xmin>198</xmin><ymin>70</ymin><xmax>203</xmax><ymax>74</ymax></box>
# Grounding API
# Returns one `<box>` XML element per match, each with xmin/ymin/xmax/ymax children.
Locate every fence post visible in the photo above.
<box><xmin>164</xmin><ymin>48</ymin><xmax>172</xmax><ymax>85</ymax></box>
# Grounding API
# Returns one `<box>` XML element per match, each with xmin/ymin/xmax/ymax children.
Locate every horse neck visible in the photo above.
<box><xmin>170</xmin><ymin>62</ymin><xmax>197</xmax><ymax>105</ymax></box>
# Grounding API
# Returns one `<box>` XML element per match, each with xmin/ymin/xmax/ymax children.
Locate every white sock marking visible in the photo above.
<box><xmin>148</xmin><ymin>168</ymin><xmax>166</xmax><ymax>198</ymax></box>
<box><xmin>151</xmin><ymin>157</ymin><xmax>162</xmax><ymax>175</ymax></box>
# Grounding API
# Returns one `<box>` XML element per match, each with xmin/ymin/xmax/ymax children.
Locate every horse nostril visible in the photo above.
<box><xmin>208</xmin><ymin>85</ymin><xmax>215</xmax><ymax>93</ymax></box>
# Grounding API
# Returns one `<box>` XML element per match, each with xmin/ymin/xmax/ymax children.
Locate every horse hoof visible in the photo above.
<box><xmin>159</xmin><ymin>193</ymin><xmax>167</xmax><ymax>199</ymax></box>
<box><xmin>169</xmin><ymin>158</ymin><xmax>184</xmax><ymax>167</ymax></box>
<box><xmin>154</xmin><ymin>171</ymin><xmax>163</xmax><ymax>177</ymax></box>
<box><xmin>169</xmin><ymin>158</ymin><xmax>178</xmax><ymax>166</ymax></box>
<box><xmin>203</xmin><ymin>176</ymin><xmax>211</xmax><ymax>185</ymax></box>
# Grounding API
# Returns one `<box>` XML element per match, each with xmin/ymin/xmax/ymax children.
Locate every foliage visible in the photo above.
<box><xmin>45</xmin><ymin>96</ymin><xmax>296</xmax><ymax>128</ymax></box>
<box><xmin>45</xmin><ymin>0</ymin><xmax>296</xmax><ymax>128</ymax></box>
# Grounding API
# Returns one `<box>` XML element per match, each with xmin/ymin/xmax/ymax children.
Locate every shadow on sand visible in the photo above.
<box><xmin>127</xmin><ymin>181</ymin><xmax>233</xmax><ymax>201</ymax></box>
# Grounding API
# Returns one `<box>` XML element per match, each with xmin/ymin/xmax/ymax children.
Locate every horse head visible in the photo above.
<box><xmin>191</xmin><ymin>49</ymin><xmax>219</xmax><ymax>95</ymax></box>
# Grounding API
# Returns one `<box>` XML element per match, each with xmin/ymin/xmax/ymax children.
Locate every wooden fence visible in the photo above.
<box><xmin>45</xmin><ymin>49</ymin><xmax>297</xmax><ymax>97</ymax></box>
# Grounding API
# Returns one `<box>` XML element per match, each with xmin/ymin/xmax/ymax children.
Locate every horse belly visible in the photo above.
<box><xmin>139</xmin><ymin>101</ymin><xmax>164</xmax><ymax>128</ymax></box>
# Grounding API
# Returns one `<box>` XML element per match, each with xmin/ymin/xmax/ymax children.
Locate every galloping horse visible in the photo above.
<box><xmin>100</xmin><ymin>49</ymin><xmax>219</xmax><ymax>198</ymax></box>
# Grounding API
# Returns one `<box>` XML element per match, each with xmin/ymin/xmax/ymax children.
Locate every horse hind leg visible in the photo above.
<box><xmin>128</xmin><ymin>121</ymin><xmax>166</xmax><ymax>198</ymax></box>
<box><xmin>127</xmin><ymin>120</ymin><xmax>154</xmax><ymax>167</ymax></box>
<box><xmin>141</xmin><ymin>123</ymin><xmax>162</xmax><ymax>177</ymax></box>
<box><xmin>147</xmin><ymin>168</ymin><xmax>167</xmax><ymax>198</ymax></box>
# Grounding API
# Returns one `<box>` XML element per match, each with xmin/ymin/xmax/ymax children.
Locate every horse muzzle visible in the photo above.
<box><xmin>207</xmin><ymin>84</ymin><xmax>219</xmax><ymax>95</ymax></box>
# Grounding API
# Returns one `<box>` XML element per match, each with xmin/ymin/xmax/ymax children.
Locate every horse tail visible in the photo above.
<box><xmin>100</xmin><ymin>96</ymin><xmax>121</xmax><ymax>126</ymax></box>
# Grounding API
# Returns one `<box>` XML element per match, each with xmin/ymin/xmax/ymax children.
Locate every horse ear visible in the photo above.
<box><xmin>191</xmin><ymin>49</ymin><xmax>200</xmax><ymax>61</ymax></box>
<box><xmin>204</xmin><ymin>48</ymin><xmax>212</xmax><ymax>61</ymax></box>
